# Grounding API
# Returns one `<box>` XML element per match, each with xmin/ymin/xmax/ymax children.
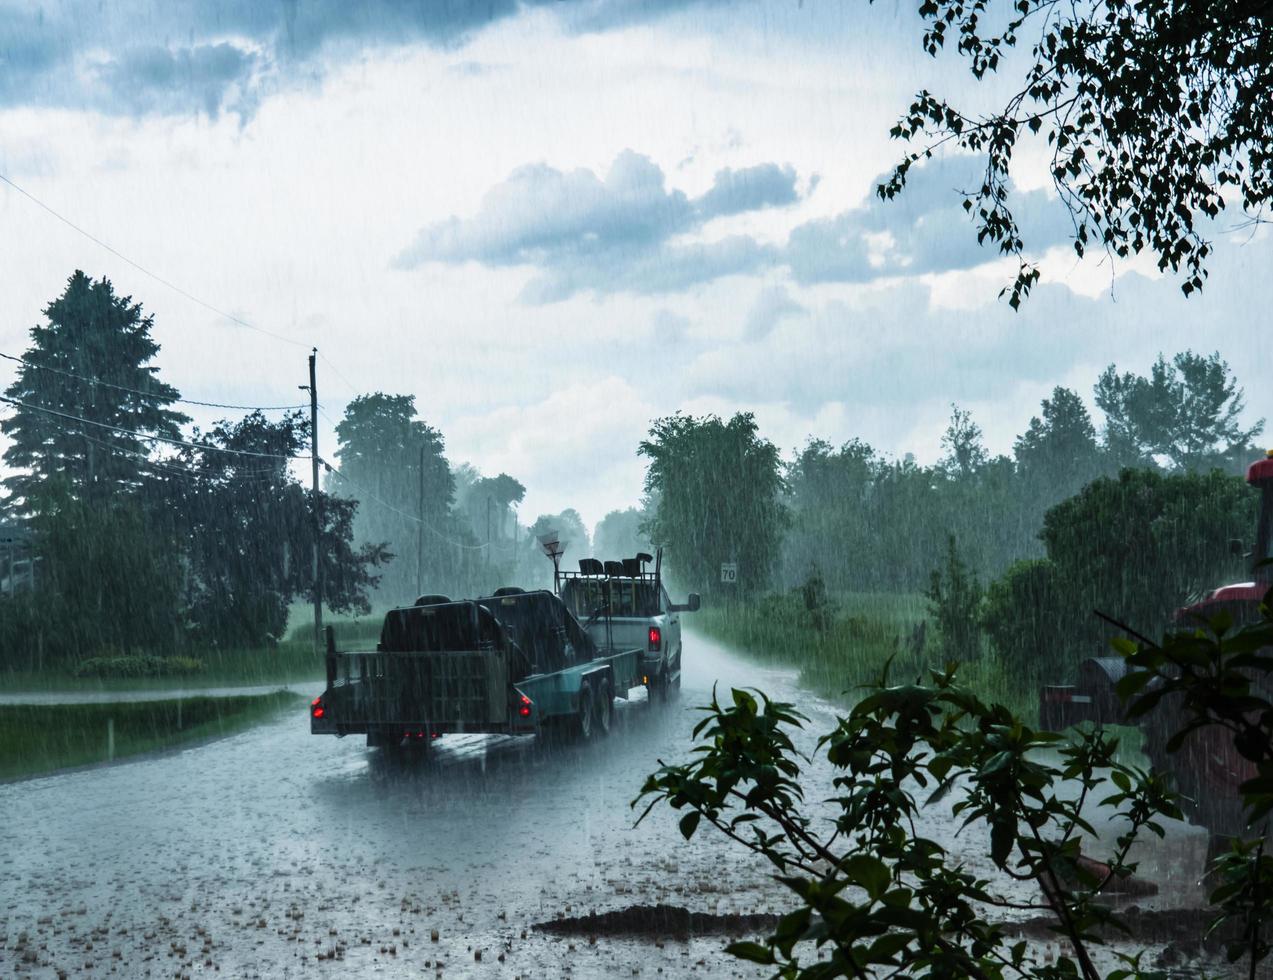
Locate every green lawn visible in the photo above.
<box><xmin>694</xmin><ymin>591</ymin><xmax>1038</xmax><ymax>720</ymax></box>
<box><xmin>0</xmin><ymin>691</ymin><xmax>304</xmax><ymax>781</ymax></box>
<box><xmin>2</xmin><ymin>613</ymin><xmax>388</xmax><ymax>693</ymax></box>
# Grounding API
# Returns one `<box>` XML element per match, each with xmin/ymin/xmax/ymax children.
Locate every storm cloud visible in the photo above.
<box><xmin>784</xmin><ymin>156</ymin><xmax>1072</xmax><ymax>284</ymax></box>
<box><xmin>395</xmin><ymin>150</ymin><xmax>799</xmax><ymax>301</ymax></box>
<box><xmin>398</xmin><ymin>151</ymin><xmax>1072</xmax><ymax>300</ymax></box>
<box><xmin>0</xmin><ymin>0</ymin><xmax>717</xmax><ymax>118</ymax></box>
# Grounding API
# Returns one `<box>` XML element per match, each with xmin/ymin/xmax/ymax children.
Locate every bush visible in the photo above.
<box><xmin>1041</xmin><ymin>467</ymin><xmax>1254</xmax><ymax>642</ymax></box>
<box><xmin>72</xmin><ymin>654</ymin><xmax>206</xmax><ymax>679</ymax></box>
<box><xmin>925</xmin><ymin>536</ymin><xmax>983</xmax><ymax>661</ymax></box>
<box><xmin>982</xmin><ymin>558</ymin><xmax>1070</xmax><ymax>684</ymax></box>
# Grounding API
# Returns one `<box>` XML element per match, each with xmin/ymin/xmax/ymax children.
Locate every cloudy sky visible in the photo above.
<box><xmin>1</xmin><ymin>0</ymin><xmax>1269</xmax><ymax>530</ymax></box>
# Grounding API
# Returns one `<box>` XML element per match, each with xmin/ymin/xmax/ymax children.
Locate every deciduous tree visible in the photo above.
<box><xmin>330</xmin><ymin>393</ymin><xmax>455</xmax><ymax>601</ymax></box>
<box><xmin>881</xmin><ymin>0</ymin><xmax>1273</xmax><ymax>306</ymax></box>
<box><xmin>640</xmin><ymin>412</ymin><xmax>786</xmax><ymax>596</ymax></box>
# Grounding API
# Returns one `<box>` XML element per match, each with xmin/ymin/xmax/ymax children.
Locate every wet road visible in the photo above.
<box><xmin>0</xmin><ymin>632</ymin><xmax>831</xmax><ymax>979</ymax></box>
<box><xmin>0</xmin><ymin>631</ymin><xmax>1215</xmax><ymax>978</ymax></box>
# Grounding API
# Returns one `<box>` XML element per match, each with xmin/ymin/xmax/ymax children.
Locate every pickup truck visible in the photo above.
<box><xmin>557</xmin><ymin>553</ymin><xmax>700</xmax><ymax>703</ymax></box>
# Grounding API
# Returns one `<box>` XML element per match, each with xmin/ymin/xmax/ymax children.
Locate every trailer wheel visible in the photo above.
<box><xmin>594</xmin><ymin>677</ymin><xmax>613</xmax><ymax>736</ymax></box>
<box><xmin>576</xmin><ymin>680</ymin><xmax>595</xmax><ymax>739</ymax></box>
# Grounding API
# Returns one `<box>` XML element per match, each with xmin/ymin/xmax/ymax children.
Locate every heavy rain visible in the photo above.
<box><xmin>2</xmin><ymin>2</ymin><xmax>1273</xmax><ymax>978</ymax></box>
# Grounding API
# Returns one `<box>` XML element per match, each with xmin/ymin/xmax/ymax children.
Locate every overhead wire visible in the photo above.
<box><xmin>0</xmin><ymin>173</ymin><xmax>381</xmax><ymax>420</ymax></box>
<box><xmin>0</xmin><ymin>172</ymin><xmax>308</xmax><ymax>349</ymax></box>
<box><xmin>0</xmin><ymin>395</ymin><xmax>311</xmax><ymax>461</ymax></box>
<box><xmin>0</xmin><ymin>175</ymin><xmax>534</xmax><ymax>528</ymax></box>
<box><xmin>0</xmin><ymin>351</ymin><xmax>308</xmax><ymax>412</ymax></box>
<box><xmin>72</xmin><ymin>428</ymin><xmax>285</xmax><ymax>481</ymax></box>
<box><xmin>316</xmin><ymin>351</ymin><xmax>364</xmax><ymax>400</ymax></box>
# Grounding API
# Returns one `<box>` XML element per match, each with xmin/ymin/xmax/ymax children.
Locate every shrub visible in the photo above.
<box><xmin>72</xmin><ymin>655</ymin><xmax>206</xmax><ymax>679</ymax></box>
<box><xmin>925</xmin><ymin>536</ymin><xmax>984</xmax><ymax>661</ymax></box>
<box><xmin>982</xmin><ymin>558</ymin><xmax>1070</xmax><ymax>684</ymax></box>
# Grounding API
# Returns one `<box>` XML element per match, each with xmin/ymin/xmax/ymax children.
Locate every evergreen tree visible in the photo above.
<box><xmin>1</xmin><ymin>271</ymin><xmax>188</xmax><ymax>513</ymax></box>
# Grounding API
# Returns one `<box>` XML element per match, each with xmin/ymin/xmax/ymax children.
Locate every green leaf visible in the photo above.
<box><xmin>678</xmin><ymin>812</ymin><xmax>701</xmax><ymax>840</ymax></box>
<box><xmin>724</xmin><ymin>941</ymin><xmax>775</xmax><ymax>965</ymax></box>
<box><xmin>843</xmin><ymin>854</ymin><xmax>892</xmax><ymax>900</ymax></box>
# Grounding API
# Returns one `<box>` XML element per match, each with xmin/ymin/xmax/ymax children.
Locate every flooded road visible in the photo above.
<box><xmin>0</xmin><ymin>632</ymin><xmax>1215</xmax><ymax>978</ymax></box>
<box><xmin>0</xmin><ymin>633</ymin><xmax>824</xmax><ymax>978</ymax></box>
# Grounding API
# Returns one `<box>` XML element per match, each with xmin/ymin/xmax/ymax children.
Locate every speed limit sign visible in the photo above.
<box><xmin>720</xmin><ymin>562</ymin><xmax>738</xmax><ymax>584</ymax></box>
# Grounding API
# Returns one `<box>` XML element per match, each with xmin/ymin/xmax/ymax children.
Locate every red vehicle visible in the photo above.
<box><xmin>1042</xmin><ymin>450</ymin><xmax>1273</xmax><ymax>837</ymax></box>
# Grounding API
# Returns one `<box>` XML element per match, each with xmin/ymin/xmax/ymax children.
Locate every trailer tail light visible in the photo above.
<box><xmin>518</xmin><ymin>693</ymin><xmax>532</xmax><ymax>718</ymax></box>
<box><xmin>648</xmin><ymin>626</ymin><xmax>661</xmax><ymax>651</ymax></box>
<box><xmin>311</xmin><ymin>697</ymin><xmax>325</xmax><ymax>719</ymax></box>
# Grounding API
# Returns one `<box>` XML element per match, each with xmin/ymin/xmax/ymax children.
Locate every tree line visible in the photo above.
<box><xmin>0</xmin><ymin>272</ymin><xmax>389</xmax><ymax>669</ymax></box>
<box><xmin>2</xmin><ymin>272</ymin><xmax>1262</xmax><ymax>679</ymax></box>
<box><xmin>0</xmin><ymin>272</ymin><xmax>658</xmax><ymax>671</ymax></box>
<box><xmin>639</xmin><ymin>352</ymin><xmax>1263</xmax><ymax>677</ymax></box>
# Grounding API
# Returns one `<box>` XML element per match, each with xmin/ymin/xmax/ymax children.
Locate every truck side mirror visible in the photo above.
<box><xmin>685</xmin><ymin>593</ymin><xmax>701</xmax><ymax>612</ymax></box>
<box><xmin>1231</xmin><ymin>538</ymin><xmax>1247</xmax><ymax>557</ymax></box>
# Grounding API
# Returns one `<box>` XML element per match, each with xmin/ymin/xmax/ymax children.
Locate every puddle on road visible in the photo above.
<box><xmin>535</xmin><ymin>903</ymin><xmax>780</xmax><ymax>939</ymax></box>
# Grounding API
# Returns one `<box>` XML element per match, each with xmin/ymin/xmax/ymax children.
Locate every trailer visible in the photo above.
<box><xmin>310</xmin><ymin>588</ymin><xmax>646</xmax><ymax>747</ymax></box>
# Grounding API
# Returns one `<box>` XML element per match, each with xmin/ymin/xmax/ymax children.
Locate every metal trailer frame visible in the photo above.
<box><xmin>310</xmin><ymin>593</ymin><xmax>645</xmax><ymax>745</ymax></box>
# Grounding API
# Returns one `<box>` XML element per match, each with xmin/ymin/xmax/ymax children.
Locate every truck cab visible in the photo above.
<box><xmin>558</xmin><ymin>553</ymin><xmax>700</xmax><ymax>702</ymax></box>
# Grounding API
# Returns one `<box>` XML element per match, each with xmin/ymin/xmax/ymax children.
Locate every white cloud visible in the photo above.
<box><xmin>396</xmin><ymin>149</ymin><xmax>803</xmax><ymax>299</ymax></box>
<box><xmin>0</xmin><ymin>1</ymin><xmax>1266</xmax><ymax>534</ymax></box>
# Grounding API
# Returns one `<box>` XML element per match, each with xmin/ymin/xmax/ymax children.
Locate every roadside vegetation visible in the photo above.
<box><xmin>0</xmin><ymin>691</ymin><xmax>302</xmax><ymax>781</ymax></box>
<box><xmin>664</xmin><ymin>356</ymin><xmax>1258</xmax><ymax>713</ymax></box>
<box><xmin>640</xmin><ymin>599</ymin><xmax>1273</xmax><ymax>979</ymax></box>
<box><xmin>696</xmin><ymin>595</ymin><xmax>1038</xmax><ymax>722</ymax></box>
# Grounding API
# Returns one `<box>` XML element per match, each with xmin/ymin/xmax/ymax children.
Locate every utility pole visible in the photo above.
<box><xmin>416</xmin><ymin>442</ymin><xmax>425</xmax><ymax>598</ymax></box>
<box><xmin>485</xmin><ymin>495</ymin><xmax>492</xmax><ymax>568</ymax></box>
<box><xmin>307</xmin><ymin>349</ymin><xmax>323</xmax><ymax>651</ymax></box>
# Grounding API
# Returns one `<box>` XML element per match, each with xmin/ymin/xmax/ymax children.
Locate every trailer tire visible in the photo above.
<box><xmin>575</xmin><ymin>680</ymin><xmax>595</xmax><ymax>740</ymax></box>
<box><xmin>594</xmin><ymin>677</ymin><xmax>613</xmax><ymax>736</ymax></box>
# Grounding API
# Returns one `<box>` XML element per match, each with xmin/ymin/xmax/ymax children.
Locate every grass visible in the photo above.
<box><xmin>2</xmin><ymin>612</ymin><xmax>389</xmax><ymax>693</ymax></box>
<box><xmin>0</xmin><ymin>690</ymin><xmax>304</xmax><ymax>781</ymax></box>
<box><xmin>695</xmin><ymin>591</ymin><xmax>1039</xmax><ymax>721</ymax></box>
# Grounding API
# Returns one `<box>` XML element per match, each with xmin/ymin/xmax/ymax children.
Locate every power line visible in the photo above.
<box><xmin>317</xmin><ymin>351</ymin><xmax>363</xmax><ymax>399</ymax></box>
<box><xmin>73</xmin><ymin>428</ymin><xmax>284</xmax><ymax>481</ymax></box>
<box><xmin>0</xmin><ymin>171</ymin><xmax>307</xmax><ymax>349</ymax></box>
<box><xmin>0</xmin><ymin>351</ymin><xmax>308</xmax><ymax>412</ymax></box>
<box><xmin>0</xmin><ymin>395</ymin><xmax>310</xmax><ymax>461</ymax></box>
<box><xmin>0</xmin><ymin>173</ymin><xmax>380</xmax><ymax>406</ymax></box>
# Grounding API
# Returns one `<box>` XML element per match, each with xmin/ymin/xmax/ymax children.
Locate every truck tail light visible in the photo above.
<box><xmin>515</xmin><ymin>691</ymin><xmax>532</xmax><ymax>717</ymax></box>
<box><xmin>311</xmin><ymin>696</ymin><xmax>325</xmax><ymax>719</ymax></box>
<box><xmin>648</xmin><ymin>626</ymin><xmax>661</xmax><ymax>651</ymax></box>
